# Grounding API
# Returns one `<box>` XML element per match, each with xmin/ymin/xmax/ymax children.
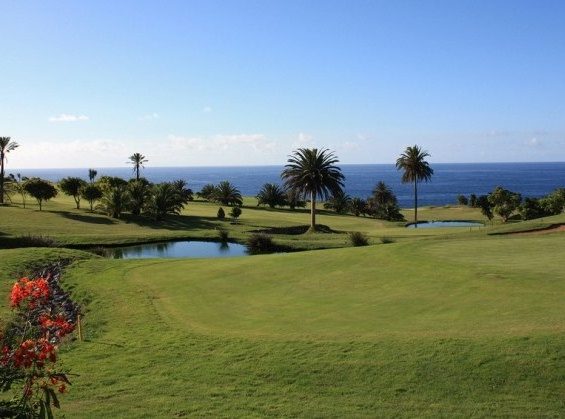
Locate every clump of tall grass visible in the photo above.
<box><xmin>246</xmin><ymin>233</ymin><xmax>277</xmax><ymax>255</ymax></box>
<box><xmin>349</xmin><ymin>232</ymin><xmax>369</xmax><ymax>247</ymax></box>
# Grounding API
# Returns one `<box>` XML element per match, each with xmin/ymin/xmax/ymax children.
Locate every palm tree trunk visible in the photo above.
<box><xmin>414</xmin><ymin>179</ymin><xmax>418</xmax><ymax>227</ymax></box>
<box><xmin>310</xmin><ymin>191</ymin><xmax>316</xmax><ymax>231</ymax></box>
<box><xmin>0</xmin><ymin>153</ymin><xmax>5</xmax><ymax>204</ymax></box>
<box><xmin>136</xmin><ymin>165</ymin><xmax>140</xmax><ymax>181</ymax></box>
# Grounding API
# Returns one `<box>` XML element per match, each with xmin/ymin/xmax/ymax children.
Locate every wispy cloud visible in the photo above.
<box><xmin>291</xmin><ymin>132</ymin><xmax>315</xmax><ymax>149</ymax></box>
<box><xmin>139</xmin><ymin>112</ymin><xmax>159</xmax><ymax>121</ymax></box>
<box><xmin>526</xmin><ymin>137</ymin><xmax>542</xmax><ymax>147</ymax></box>
<box><xmin>48</xmin><ymin>113</ymin><xmax>89</xmax><ymax>122</ymax></box>
<box><xmin>168</xmin><ymin>133</ymin><xmax>276</xmax><ymax>153</ymax></box>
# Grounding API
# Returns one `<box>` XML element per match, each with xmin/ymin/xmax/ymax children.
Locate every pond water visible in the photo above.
<box><xmin>406</xmin><ymin>221</ymin><xmax>484</xmax><ymax>228</ymax></box>
<box><xmin>109</xmin><ymin>240</ymin><xmax>248</xmax><ymax>259</ymax></box>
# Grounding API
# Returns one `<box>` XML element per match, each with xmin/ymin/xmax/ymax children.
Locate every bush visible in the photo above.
<box><xmin>229</xmin><ymin>206</ymin><xmax>242</xmax><ymax>223</ymax></box>
<box><xmin>246</xmin><ymin>233</ymin><xmax>277</xmax><ymax>255</ymax></box>
<box><xmin>349</xmin><ymin>232</ymin><xmax>369</xmax><ymax>247</ymax></box>
<box><xmin>217</xmin><ymin>207</ymin><xmax>225</xmax><ymax>220</ymax></box>
<box><xmin>14</xmin><ymin>234</ymin><xmax>57</xmax><ymax>248</ymax></box>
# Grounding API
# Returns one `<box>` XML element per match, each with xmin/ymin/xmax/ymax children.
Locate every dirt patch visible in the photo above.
<box><xmin>507</xmin><ymin>224</ymin><xmax>565</xmax><ymax>236</ymax></box>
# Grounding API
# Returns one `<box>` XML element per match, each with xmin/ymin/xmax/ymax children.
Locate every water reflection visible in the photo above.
<box><xmin>406</xmin><ymin>221</ymin><xmax>484</xmax><ymax>229</ymax></box>
<box><xmin>109</xmin><ymin>240</ymin><xmax>248</xmax><ymax>259</ymax></box>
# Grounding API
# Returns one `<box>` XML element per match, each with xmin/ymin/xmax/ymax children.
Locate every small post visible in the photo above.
<box><xmin>77</xmin><ymin>314</ymin><xmax>84</xmax><ymax>342</ymax></box>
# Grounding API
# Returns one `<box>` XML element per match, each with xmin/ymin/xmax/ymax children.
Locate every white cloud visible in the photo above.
<box><xmin>527</xmin><ymin>137</ymin><xmax>542</xmax><ymax>147</ymax></box>
<box><xmin>203</xmin><ymin>106</ymin><xmax>212</xmax><ymax>113</ymax></box>
<box><xmin>139</xmin><ymin>112</ymin><xmax>159</xmax><ymax>121</ymax></box>
<box><xmin>291</xmin><ymin>132</ymin><xmax>315</xmax><ymax>149</ymax></box>
<box><xmin>339</xmin><ymin>141</ymin><xmax>360</xmax><ymax>152</ymax></box>
<box><xmin>168</xmin><ymin>133</ymin><xmax>276</xmax><ymax>153</ymax></box>
<box><xmin>11</xmin><ymin>139</ymin><xmax>130</xmax><ymax>168</ymax></box>
<box><xmin>48</xmin><ymin>113</ymin><xmax>89</xmax><ymax>122</ymax></box>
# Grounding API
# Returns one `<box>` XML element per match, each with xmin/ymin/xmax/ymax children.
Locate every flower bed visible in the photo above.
<box><xmin>1</xmin><ymin>263</ymin><xmax>80</xmax><ymax>417</ymax></box>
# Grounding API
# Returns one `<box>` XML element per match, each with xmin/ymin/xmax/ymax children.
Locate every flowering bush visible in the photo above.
<box><xmin>0</xmin><ymin>265</ymin><xmax>79</xmax><ymax>418</ymax></box>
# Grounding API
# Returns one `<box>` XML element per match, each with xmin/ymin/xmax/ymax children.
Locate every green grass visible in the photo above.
<box><xmin>0</xmin><ymin>197</ymin><xmax>493</xmax><ymax>250</ymax></box>
<box><xmin>0</xmin><ymin>200</ymin><xmax>563</xmax><ymax>417</ymax></box>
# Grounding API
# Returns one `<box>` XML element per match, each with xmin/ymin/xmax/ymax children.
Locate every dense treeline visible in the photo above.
<box><xmin>457</xmin><ymin>186</ymin><xmax>565</xmax><ymax>222</ymax></box>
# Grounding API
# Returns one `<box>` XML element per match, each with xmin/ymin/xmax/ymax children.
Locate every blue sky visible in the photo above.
<box><xmin>1</xmin><ymin>0</ymin><xmax>564</xmax><ymax>168</ymax></box>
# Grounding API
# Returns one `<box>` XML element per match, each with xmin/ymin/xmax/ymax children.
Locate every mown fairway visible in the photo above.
<box><xmin>0</xmin><ymin>203</ymin><xmax>564</xmax><ymax>417</ymax></box>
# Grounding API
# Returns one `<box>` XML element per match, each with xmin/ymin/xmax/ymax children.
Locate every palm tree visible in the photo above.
<box><xmin>256</xmin><ymin>183</ymin><xmax>287</xmax><ymax>208</ymax></box>
<box><xmin>395</xmin><ymin>145</ymin><xmax>433</xmax><ymax>226</ymax></box>
<box><xmin>128</xmin><ymin>153</ymin><xmax>148</xmax><ymax>180</ymax></box>
<box><xmin>144</xmin><ymin>183</ymin><xmax>184</xmax><ymax>221</ymax></box>
<box><xmin>281</xmin><ymin>148</ymin><xmax>345</xmax><ymax>231</ymax></box>
<box><xmin>88</xmin><ymin>168</ymin><xmax>98</xmax><ymax>183</ymax></box>
<box><xmin>0</xmin><ymin>137</ymin><xmax>19</xmax><ymax>204</ymax></box>
<box><xmin>98</xmin><ymin>185</ymin><xmax>130</xmax><ymax>218</ymax></box>
<box><xmin>324</xmin><ymin>190</ymin><xmax>351</xmax><ymax>214</ymax></box>
<box><xmin>213</xmin><ymin>181</ymin><xmax>243</xmax><ymax>206</ymax></box>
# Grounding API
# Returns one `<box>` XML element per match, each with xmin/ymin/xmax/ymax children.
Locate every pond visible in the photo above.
<box><xmin>406</xmin><ymin>221</ymin><xmax>484</xmax><ymax>228</ymax></box>
<box><xmin>109</xmin><ymin>240</ymin><xmax>248</xmax><ymax>259</ymax></box>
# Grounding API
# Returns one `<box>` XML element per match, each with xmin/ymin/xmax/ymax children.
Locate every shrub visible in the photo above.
<box><xmin>217</xmin><ymin>207</ymin><xmax>226</xmax><ymax>220</ymax></box>
<box><xmin>349</xmin><ymin>231</ymin><xmax>369</xmax><ymax>247</ymax></box>
<box><xmin>246</xmin><ymin>233</ymin><xmax>276</xmax><ymax>254</ymax></box>
<box><xmin>15</xmin><ymin>234</ymin><xmax>57</xmax><ymax>248</ymax></box>
<box><xmin>229</xmin><ymin>206</ymin><xmax>242</xmax><ymax>223</ymax></box>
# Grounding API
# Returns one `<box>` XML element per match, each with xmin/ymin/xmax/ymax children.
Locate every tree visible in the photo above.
<box><xmin>0</xmin><ymin>137</ymin><xmax>19</xmax><ymax>204</ymax></box>
<box><xmin>469</xmin><ymin>194</ymin><xmax>478</xmax><ymax>208</ymax></box>
<box><xmin>197</xmin><ymin>184</ymin><xmax>217</xmax><ymax>201</ymax></box>
<box><xmin>80</xmin><ymin>184</ymin><xmax>103</xmax><ymax>211</ymax></box>
<box><xmin>128</xmin><ymin>152</ymin><xmax>148</xmax><ymax>180</ymax></box>
<box><xmin>285</xmin><ymin>188</ymin><xmax>306</xmax><ymax>210</ymax></box>
<box><xmin>213</xmin><ymin>181</ymin><xmax>243</xmax><ymax>206</ymax></box>
<box><xmin>171</xmin><ymin>179</ymin><xmax>193</xmax><ymax>204</ymax></box>
<box><xmin>97</xmin><ymin>176</ymin><xmax>128</xmax><ymax>191</ymax></box>
<box><xmin>281</xmin><ymin>148</ymin><xmax>345</xmax><ymax>231</ymax></box>
<box><xmin>88</xmin><ymin>168</ymin><xmax>98</xmax><ymax>183</ymax></box>
<box><xmin>7</xmin><ymin>173</ymin><xmax>28</xmax><ymax>208</ymax></box>
<box><xmin>457</xmin><ymin>195</ymin><xmax>469</xmax><ymax>206</ymax></box>
<box><xmin>23</xmin><ymin>178</ymin><xmax>57</xmax><ymax>211</ymax></box>
<box><xmin>229</xmin><ymin>206</ymin><xmax>242</xmax><ymax>223</ymax></box>
<box><xmin>127</xmin><ymin>178</ymin><xmax>151</xmax><ymax>216</ymax></box>
<box><xmin>256</xmin><ymin>183</ymin><xmax>287</xmax><ymax>208</ymax></box>
<box><xmin>487</xmin><ymin>186</ymin><xmax>521</xmax><ymax>222</ymax></box>
<box><xmin>520</xmin><ymin>197</ymin><xmax>546</xmax><ymax>220</ymax></box>
<box><xmin>217</xmin><ymin>207</ymin><xmax>226</xmax><ymax>220</ymax></box>
<box><xmin>324</xmin><ymin>190</ymin><xmax>351</xmax><ymax>214</ymax></box>
<box><xmin>539</xmin><ymin>188</ymin><xmax>565</xmax><ymax>215</ymax></box>
<box><xmin>476</xmin><ymin>195</ymin><xmax>493</xmax><ymax>221</ymax></box>
<box><xmin>367</xmin><ymin>181</ymin><xmax>404</xmax><ymax>221</ymax></box>
<box><xmin>350</xmin><ymin>197</ymin><xmax>367</xmax><ymax>217</ymax></box>
<box><xmin>98</xmin><ymin>185</ymin><xmax>130</xmax><ymax>218</ymax></box>
<box><xmin>59</xmin><ymin>177</ymin><xmax>87</xmax><ymax>209</ymax></box>
<box><xmin>144</xmin><ymin>183</ymin><xmax>184</xmax><ymax>221</ymax></box>
<box><xmin>395</xmin><ymin>145</ymin><xmax>433</xmax><ymax>227</ymax></box>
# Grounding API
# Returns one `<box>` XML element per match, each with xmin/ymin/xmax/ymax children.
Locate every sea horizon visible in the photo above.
<box><xmin>10</xmin><ymin>162</ymin><xmax>565</xmax><ymax>209</ymax></box>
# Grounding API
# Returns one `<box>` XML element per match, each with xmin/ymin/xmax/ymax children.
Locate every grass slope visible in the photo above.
<box><xmin>17</xmin><ymin>232</ymin><xmax>561</xmax><ymax>417</ymax></box>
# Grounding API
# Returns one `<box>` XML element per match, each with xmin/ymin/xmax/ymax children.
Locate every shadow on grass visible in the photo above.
<box><xmin>250</xmin><ymin>224</ymin><xmax>342</xmax><ymax>235</ymax></box>
<box><xmin>52</xmin><ymin>211</ymin><xmax>118</xmax><ymax>225</ymax></box>
<box><xmin>122</xmin><ymin>213</ymin><xmax>220</xmax><ymax>231</ymax></box>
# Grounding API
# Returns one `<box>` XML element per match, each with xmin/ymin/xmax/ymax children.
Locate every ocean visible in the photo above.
<box><xmin>11</xmin><ymin>162</ymin><xmax>565</xmax><ymax>208</ymax></box>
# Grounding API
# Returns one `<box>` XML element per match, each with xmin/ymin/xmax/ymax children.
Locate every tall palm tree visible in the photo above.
<box><xmin>88</xmin><ymin>168</ymin><xmax>98</xmax><ymax>183</ymax></box>
<box><xmin>281</xmin><ymin>148</ymin><xmax>344</xmax><ymax>231</ymax></box>
<box><xmin>395</xmin><ymin>145</ymin><xmax>433</xmax><ymax>226</ymax></box>
<box><xmin>128</xmin><ymin>153</ymin><xmax>148</xmax><ymax>181</ymax></box>
<box><xmin>0</xmin><ymin>137</ymin><xmax>19</xmax><ymax>204</ymax></box>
